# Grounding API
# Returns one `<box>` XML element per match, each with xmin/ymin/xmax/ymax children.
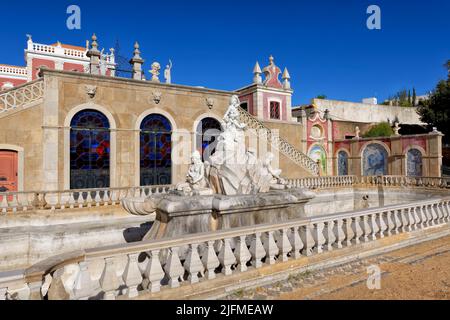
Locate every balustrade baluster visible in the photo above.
<box><xmin>144</xmin><ymin>250</ymin><xmax>165</xmax><ymax>292</ymax></box>
<box><xmin>324</xmin><ymin>220</ymin><xmax>336</xmax><ymax>250</ymax></box>
<box><xmin>300</xmin><ymin>224</ymin><xmax>315</xmax><ymax>255</ymax></box>
<box><xmin>333</xmin><ymin>219</ymin><xmax>345</xmax><ymax>248</ymax></box>
<box><xmin>1</xmin><ymin>194</ymin><xmax>9</xmax><ymax>213</ymax></box>
<box><xmin>344</xmin><ymin>218</ymin><xmax>355</xmax><ymax>246</ymax></box>
<box><xmin>123</xmin><ymin>253</ymin><xmax>143</xmax><ymax>298</ymax></box>
<box><xmin>406</xmin><ymin>207</ymin><xmax>415</xmax><ymax>231</ymax></box>
<box><xmin>100</xmin><ymin>257</ymin><xmax>121</xmax><ymax>300</ymax></box>
<box><xmin>312</xmin><ymin>222</ymin><xmax>325</xmax><ymax>254</ymax></box>
<box><xmin>235</xmin><ymin>236</ymin><xmax>251</xmax><ymax>272</ymax></box>
<box><xmin>444</xmin><ymin>201</ymin><xmax>450</xmax><ymax>222</ymax></box>
<box><xmin>393</xmin><ymin>210</ymin><xmax>402</xmax><ymax>234</ymax></box>
<box><xmin>427</xmin><ymin>204</ymin><xmax>436</xmax><ymax>226</ymax></box>
<box><xmin>435</xmin><ymin>203</ymin><xmax>444</xmax><ymax>224</ymax></box>
<box><xmin>184</xmin><ymin>243</ymin><xmax>204</xmax><ymax>284</ymax></box>
<box><xmin>86</xmin><ymin>192</ymin><xmax>93</xmax><ymax>208</ymax></box>
<box><xmin>385</xmin><ymin>211</ymin><xmax>395</xmax><ymax>236</ymax></box>
<box><xmin>201</xmin><ymin>241</ymin><xmax>220</xmax><ymax>279</ymax></box>
<box><xmin>368</xmin><ymin>213</ymin><xmax>378</xmax><ymax>240</ymax></box>
<box><xmin>250</xmin><ymin>233</ymin><xmax>266</xmax><ymax>268</ymax></box>
<box><xmin>164</xmin><ymin>247</ymin><xmax>185</xmax><ymax>288</ymax></box>
<box><xmin>218</xmin><ymin>238</ymin><xmax>236</xmax><ymax>276</ymax></box>
<box><xmin>276</xmin><ymin>228</ymin><xmax>292</xmax><ymax>262</ymax></box>
<box><xmin>351</xmin><ymin>217</ymin><xmax>363</xmax><ymax>244</ymax></box>
<box><xmin>263</xmin><ymin>231</ymin><xmax>279</xmax><ymax>264</ymax></box>
<box><xmin>288</xmin><ymin>226</ymin><xmax>304</xmax><ymax>259</ymax></box>
<box><xmin>361</xmin><ymin>215</ymin><xmax>371</xmax><ymax>242</ymax></box>
<box><xmin>72</xmin><ymin>262</ymin><xmax>94</xmax><ymax>300</ymax></box>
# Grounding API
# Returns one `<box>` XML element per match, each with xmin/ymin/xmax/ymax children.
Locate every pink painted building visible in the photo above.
<box><xmin>0</xmin><ymin>36</ymin><xmax>116</xmax><ymax>90</ymax></box>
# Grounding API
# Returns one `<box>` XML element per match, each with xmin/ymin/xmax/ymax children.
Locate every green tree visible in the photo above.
<box><xmin>316</xmin><ymin>94</ymin><xmax>327</xmax><ymax>99</ymax></box>
<box><xmin>412</xmin><ymin>88</ymin><xmax>417</xmax><ymax>106</ymax></box>
<box><xmin>362</xmin><ymin>122</ymin><xmax>394</xmax><ymax>138</ymax></box>
<box><xmin>417</xmin><ymin>60</ymin><xmax>450</xmax><ymax>143</ymax></box>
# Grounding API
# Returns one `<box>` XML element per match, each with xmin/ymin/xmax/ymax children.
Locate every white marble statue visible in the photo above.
<box><xmin>177</xmin><ymin>151</ymin><xmax>212</xmax><ymax>195</ymax></box>
<box><xmin>164</xmin><ymin>60</ymin><xmax>172</xmax><ymax>84</ymax></box>
<box><xmin>150</xmin><ymin>62</ymin><xmax>161</xmax><ymax>82</ymax></box>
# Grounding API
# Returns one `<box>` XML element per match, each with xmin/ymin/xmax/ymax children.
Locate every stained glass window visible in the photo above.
<box><xmin>70</xmin><ymin>109</ymin><xmax>110</xmax><ymax>189</ymax></box>
<box><xmin>270</xmin><ymin>101</ymin><xmax>280</xmax><ymax>119</ymax></box>
<box><xmin>337</xmin><ymin>151</ymin><xmax>349</xmax><ymax>176</ymax></box>
<box><xmin>140</xmin><ymin>114</ymin><xmax>172</xmax><ymax>186</ymax></box>
<box><xmin>196</xmin><ymin>117</ymin><xmax>222</xmax><ymax>162</ymax></box>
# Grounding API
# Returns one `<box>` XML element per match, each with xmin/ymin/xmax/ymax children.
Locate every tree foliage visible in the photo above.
<box><xmin>417</xmin><ymin>60</ymin><xmax>450</xmax><ymax>143</ymax></box>
<box><xmin>363</xmin><ymin>122</ymin><xmax>394</xmax><ymax>138</ymax></box>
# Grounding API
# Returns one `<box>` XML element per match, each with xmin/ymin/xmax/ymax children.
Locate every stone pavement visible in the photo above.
<box><xmin>224</xmin><ymin>235</ymin><xmax>450</xmax><ymax>300</ymax></box>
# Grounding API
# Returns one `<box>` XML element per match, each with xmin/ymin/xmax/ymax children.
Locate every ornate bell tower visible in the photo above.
<box><xmin>236</xmin><ymin>55</ymin><xmax>293</xmax><ymax>122</ymax></box>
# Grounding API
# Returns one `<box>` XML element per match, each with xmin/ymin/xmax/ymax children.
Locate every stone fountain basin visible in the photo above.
<box><xmin>142</xmin><ymin>188</ymin><xmax>315</xmax><ymax>240</ymax></box>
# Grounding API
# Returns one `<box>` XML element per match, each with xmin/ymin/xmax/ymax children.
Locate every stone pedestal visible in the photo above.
<box><xmin>143</xmin><ymin>188</ymin><xmax>315</xmax><ymax>240</ymax></box>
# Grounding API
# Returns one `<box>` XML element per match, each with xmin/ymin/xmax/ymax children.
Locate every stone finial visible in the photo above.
<box><xmin>86</xmin><ymin>33</ymin><xmax>101</xmax><ymax>75</ymax></box>
<box><xmin>393</xmin><ymin>122</ymin><xmax>401</xmax><ymax>136</ymax></box>
<box><xmin>90</xmin><ymin>34</ymin><xmax>99</xmax><ymax>52</ymax></box>
<box><xmin>262</xmin><ymin>55</ymin><xmax>282</xmax><ymax>88</ymax></box>
<box><xmin>282</xmin><ymin>67</ymin><xmax>291</xmax><ymax>90</ymax></box>
<box><xmin>130</xmin><ymin>41</ymin><xmax>144</xmax><ymax>80</ymax></box>
<box><xmin>253</xmin><ymin>61</ymin><xmax>262</xmax><ymax>84</ymax></box>
<box><xmin>431</xmin><ymin>127</ymin><xmax>441</xmax><ymax>134</ymax></box>
<box><xmin>150</xmin><ymin>62</ymin><xmax>161</xmax><ymax>82</ymax></box>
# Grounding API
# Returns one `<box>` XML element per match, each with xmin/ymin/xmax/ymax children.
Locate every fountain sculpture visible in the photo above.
<box><xmin>122</xmin><ymin>95</ymin><xmax>315</xmax><ymax>239</ymax></box>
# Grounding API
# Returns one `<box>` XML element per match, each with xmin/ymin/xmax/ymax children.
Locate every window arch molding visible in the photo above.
<box><xmin>64</xmin><ymin>103</ymin><xmax>117</xmax><ymax>189</ymax></box>
<box><xmin>134</xmin><ymin>108</ymin><xmax>178</xmax><ymax>187</ymax></box>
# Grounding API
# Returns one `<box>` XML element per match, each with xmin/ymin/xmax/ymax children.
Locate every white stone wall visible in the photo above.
<box><xmin>311</xmin><ymin>99</ymin><xmax>423</xmax><ymax>125</ymax></box>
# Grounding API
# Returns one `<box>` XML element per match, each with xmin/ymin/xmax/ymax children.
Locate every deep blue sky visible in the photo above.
<box><xmin>1</xmin><ymin>0</ymin><xmax>449</xmax><ymax>105</ymax></box>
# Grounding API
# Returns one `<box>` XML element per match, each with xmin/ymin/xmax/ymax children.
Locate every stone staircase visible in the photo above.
<box><xmin>237</xmin><ymin>107</ymin><xmax>319</xmax><ymax>176</ymax></box>
<box><xmin>0</xmin><ymin>79</ymin><xmax>44</xmax><ymax>118</ymax></box>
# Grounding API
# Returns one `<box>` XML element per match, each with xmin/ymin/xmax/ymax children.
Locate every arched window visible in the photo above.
<box><xmin>362</xmin><ymin>143</ymin><xmax>388</xmax><ymax>176</ymax></box>
<box><xmin>196</xmin><ymin>117</ymin><xmax>222</xmax><ymax>162</ymax></box>
<box><xmin>337</xmin><ymin>151</ymin><xmax>349</xmax><ymax>176</ymax></box>
<box><xmin>407</xmin><ymin>148</ymin><xmax>423</xmax><ymax>176</ymax></box>
<box><xmin>70</xmin><ymin>109</ymin><xmax>110</xmax><ymax>189</ymax></box>
<box><xmin>140</xmin><ymin>114</ymin><xmax>172</xmax><ymax>186</ymax></box>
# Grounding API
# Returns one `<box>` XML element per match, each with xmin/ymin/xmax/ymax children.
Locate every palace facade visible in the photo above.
<box><xmin>0</xmin><ymin>35</ymin><xmax>442</xmax><ymax>193</ymax></box>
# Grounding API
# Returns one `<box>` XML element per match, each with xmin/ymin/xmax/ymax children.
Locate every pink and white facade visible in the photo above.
<box><xmin>0</xmin><ymin>36</ymin><xmax>116</xmax><ymax>90</ymax></box>
<box><xmin>237</xmin><ymin>56</ymin><xmax>294</xmax><ymax>122</ymax></box>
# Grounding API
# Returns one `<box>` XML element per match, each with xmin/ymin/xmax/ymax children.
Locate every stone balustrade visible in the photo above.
<box><xmin>2</xmin><ymin>176</ymin><xmax>449</xmax><ymax>214</ymax></box>
<box><xmin>1</xmin><ymin>196</ymin><xmax>449</xmax><ymax>300</ymax></box>
<box><xmin>0</xmin><ymin>185</ymin><xmax>172</xmax><ymax>214</ymax></box>
<box><xmin>0</xmin><ymin>79</ymin><xmax>44</xmax><ymax>115</ymax></box>
<box><xmin>0</xmin><ymin>65</ymin><xmax>27</xmax><ymax>76</ymax></box>
<box><xmin>359</xmin><ymin>175</ymin><xmax>450</xmax><ymax>188</ymax></box>
<box><xmin>287</xmin><ymin>176</ymin><xmax>357</xmax><ymax>189</ymax></box>
<box><xmin>237</xmin><ymin>106</ymin><xmax>320</xmax><ymax>176</ymax></box>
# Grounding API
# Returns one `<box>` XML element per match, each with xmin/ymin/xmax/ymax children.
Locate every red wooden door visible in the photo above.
<box><xmin>0</xmin><ymin>150</ymin><xmax>18</xmax><ymax>193</ymax></box>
